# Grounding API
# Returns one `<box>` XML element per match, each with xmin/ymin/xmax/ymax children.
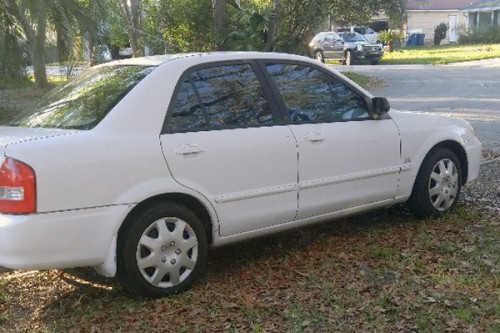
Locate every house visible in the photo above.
<box><xmin>405</xmin><ymin>0</ymin><xmax>482</xmax><ymax>44</ymax></box>
<box><xmin>462</xmin><ymin>0</ymin><xmax>500</xmax><ymax>26</ymax></box>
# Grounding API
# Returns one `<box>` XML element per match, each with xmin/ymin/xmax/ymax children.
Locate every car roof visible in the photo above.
<box><xmin>98</xmin><ymin>52</ymin><xmax>317</xmax><ymax>68</ymax></box>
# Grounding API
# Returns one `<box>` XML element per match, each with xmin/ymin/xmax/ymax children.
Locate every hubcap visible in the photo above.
<box><xmin>428</xmin><ymin>158</ymin><xmax>459</xmax><ymax>211</ymax></box>
<box><xmin>136</xmin><ymin>217</ymin><xmax>198</xmax><ymax>288</ymax></box>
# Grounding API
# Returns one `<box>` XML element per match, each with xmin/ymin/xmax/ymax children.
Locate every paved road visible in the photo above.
<box><xmin>333</xmin><ymin>58</ymin><xmax>500</xmax><ymax>153</ymax></box>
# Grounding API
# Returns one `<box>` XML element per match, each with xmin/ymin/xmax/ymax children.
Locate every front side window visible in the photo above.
<box><xmin>265</xmin><ymin>63</ymin><xmax>370</xmax><ymax>123</ymax></box>
<box><xmin>165</xmin><ymin>63</ymin><xmax>273</xmax><ymax>132</ymax></box>
<box><xmin>9</xmin><ymin>66</ymin><xmax>155</xmax><ymax>130</ymax></box>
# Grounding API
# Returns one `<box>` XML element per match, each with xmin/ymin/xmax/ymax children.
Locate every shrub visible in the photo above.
<box><xmin>378</xmin><ymin>29</ymin><xmax>404</xmax><ymax>52</ymax></box>
<box><xmin>458</xmin><ymin>24</ymin><xmax>500</xmax><ymax>44</ymax></box>
<box><xmin>434</xmin><ymin>22</ymin><xmax>448</xmax><ymax>45</ymax></box>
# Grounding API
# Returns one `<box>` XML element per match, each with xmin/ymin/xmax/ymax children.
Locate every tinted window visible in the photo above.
<box><xmin>265</xmin><ymin>63</ymin><xmax>369</xmax><ymax>123</ymax></box>
<box><xmin>9</xmin><ymin>66</ymin><xmax>154</xmax><ymax>130</ymax></box>
<box><xmin>166</xmin><ymin>63</ymin><xmax>273</xmax><ymax>132</ymax></box>
<box><xmin>342</xmin><ymin>32</ymin><xmax>367</xmax><ymax>42</ymax></box>
<box><xmin>165</xmin><ymin>80</ymin><xmax>208</xmax><ymax>131</ymax></box>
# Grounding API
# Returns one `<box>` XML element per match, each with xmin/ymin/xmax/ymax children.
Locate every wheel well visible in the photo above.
<box><xmin>425</xmin><ymin>141</ymin><xmax>469</xmax><ymax>184</ymax></box>
<box><xmin>118</xmin><ymin>193</ymin><xmax>214</xmax><ymax>245</ymax></box>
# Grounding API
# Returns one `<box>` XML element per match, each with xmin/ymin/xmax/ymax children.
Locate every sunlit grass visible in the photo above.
<box><xmin>26</xmin><ymin>74</ymin><xmax>69</xmax><ymax>85</ymax></box>
<box><xmin>381</xmin><ymin>43</ymin><xmax>500</xmax><ymax>64</ymax></box>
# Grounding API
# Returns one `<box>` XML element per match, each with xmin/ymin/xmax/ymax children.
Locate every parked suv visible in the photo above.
<box><xmin>309</xmin><ymin>31</ymin><xmax>383</xmax><ymax>65</ymax></box>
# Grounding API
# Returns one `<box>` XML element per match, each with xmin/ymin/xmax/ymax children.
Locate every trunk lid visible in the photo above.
<box><xmin>0</xmin><ymin>126</ymin><xmax>79</xmax><ymax>157</ymax></box>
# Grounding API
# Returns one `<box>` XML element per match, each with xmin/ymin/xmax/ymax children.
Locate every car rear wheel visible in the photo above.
<box><xmin>314</xmin><ymin>50</ymin><xmax>325</xmax><ymax>63</ymax></box>
<box><xmin>408</xmin><ymin>148</ymin><xmax>462</xmax><ymax>218</ymax></box>
<box><xmin>344</xmin><ymin>51</ymin><xmax>353</xmax><ymax>65</ymax></box>
<box><xmin>117</xmin><ymin>202</ymin><xmax>208</xmax><ymax>298</ymax></box>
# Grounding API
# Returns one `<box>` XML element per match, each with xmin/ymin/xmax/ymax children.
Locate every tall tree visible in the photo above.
<box><xmin>5</xmin><ymin>0</ymin><xmax>48</xmax><ymax>88</ymax></box>
<box><xmin>213</xmin><ymin>0</ymin><xmax>227</xmax><ymax>32</ymax></box>
<box><xmin>4</xmin><ymin>0</ymin><xmax>101</xmax><ymax>88</ymax></box>
<box><xmin>0</xmin><ymin>1</ymin><xmax>26</xmax><ymax>84</ymax></box>
<box><xmin>116</xmin><ymin>0</ymin><xmax>143</xmax><ymax>57</ymax></box>
<box><xmin>262</xmin><ymin>0</ymin><xmax>281</xmax><ymax>51</ymax></box>
<box><xmin>274</xmin><ymin>0</ymin><xmax>407</xmax><ymax>54</ymax></box>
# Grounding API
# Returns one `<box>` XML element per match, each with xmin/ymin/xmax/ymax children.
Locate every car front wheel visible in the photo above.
<box><xmin>408</xmin><ymin>148</ymin><xmax>463</xmax><ymax>218</ymax></box>
<box><xmin>117</xmin><ymin>202</ymin><xmax>208</xmax><ymax>298</ymax></box>
<box><xmin>344</xmin><ymin>51</ymin><xmax>353</xmax><ymax>65</ymax></box>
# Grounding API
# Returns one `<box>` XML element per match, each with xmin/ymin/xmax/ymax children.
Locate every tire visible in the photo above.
<box><xmin>408</xmin><ymin>148</ymin><xmax>463</xmax><ymax>218</ymax></box>
<box><xmin>117</xmin><ymin>202</ymin><xmax>208</xmax><ymax>298</ymax></box>
<box><xmin>314</xmin><ymin>50</ymin><xmax>325</xmax><ymax>63</ymax></box>
<box><xmin>344</xmin><ymin>50</ymin><xmax>353</xmax><ymax>65</ymax></box>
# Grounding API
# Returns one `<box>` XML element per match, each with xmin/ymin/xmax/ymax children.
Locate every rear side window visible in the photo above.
<box><xmin>9</xmin><ymin>66</ymin><xmax>154</xmax><ymax>130</ymax></box>
<box><xmin>265</xmin><ymin>63</ymin><xmax>370</xmax><ymax>123</ymax></box>
<box><xmin>165</xmin><ymin>63</ymin><xmax>274</xmax><ymax>132</ymax></box>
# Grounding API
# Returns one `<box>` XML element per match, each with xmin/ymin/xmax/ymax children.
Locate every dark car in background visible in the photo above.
<box><xmin>309</xmin><ymin>31</ymin><xmax>383</xmax><ymax>65</ymax></box>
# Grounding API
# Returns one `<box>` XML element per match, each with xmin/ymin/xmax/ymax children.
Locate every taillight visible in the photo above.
<box><xmin>0</xmin><ymin>157</ymin><xmax>36</xmax><ymax>214</ymax></box>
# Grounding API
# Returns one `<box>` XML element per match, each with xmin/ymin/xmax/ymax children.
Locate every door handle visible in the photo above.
<box><xmin>175</xmin><ymin>144</ymin><xmax>204</xmax><ymax>155</ymax></box>
<box><xmin>304</xmin><ymin>133</ymin><xmax>325</xmax><ymax>142</ymax></box>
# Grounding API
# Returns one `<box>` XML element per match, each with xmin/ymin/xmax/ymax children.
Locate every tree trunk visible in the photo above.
<box><xmin>263</xmin><ymin>0</ymin><xmax>282</xmax><ymax>52</ymax></box>
<box><xmin>213</xmin><ymin>0</ymin><xmax>226</xmax><ymax>50</ymax></box>
<box><xmin>5</xmin><ymin>0</ymin><xmax>49</xmax><ymax>88</ymax></box>
<box><xmin>118</xmin><ymin>0</ymin><xmax>143</xmax><ymax>57</ymax></box>
<box><xmin>31</xmin><ymin>7</ymin><xmax>49</xmax><ymax>88</ymax></box>
<box><xmin>213</xmin><ymin>0</ymin><xmax>226</xmax><ymax>32</ymax></box>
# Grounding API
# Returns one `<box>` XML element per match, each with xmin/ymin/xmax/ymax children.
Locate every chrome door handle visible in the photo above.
<box><xmin>175</xmin><ymin>144</ymin><xmax>204</xmax><ymax>155</ymax></box>
<box><xmin>304</xmin><ymin>133</ymin><xmax>325</xmax><ymax>142</ymax></box>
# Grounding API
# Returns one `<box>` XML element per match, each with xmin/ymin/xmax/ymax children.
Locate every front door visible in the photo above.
<box><xmin>263</xmin><ymin>62</ymin><xmax>401</xmax><ymax>219</ymax></box>
<box><xmin>160</xmin><ymin>62</ymin><xmax>298</xmax><ymax>237</ymax></box>
<box><xmin>449</xmin><ymin>15</ymin><xmax>458</xmax><ymax>43</ymax></box>
<box><xmin>321</xmin><ymin>33</ymin><xmax>337</xmax><ymax>59</ymax></box>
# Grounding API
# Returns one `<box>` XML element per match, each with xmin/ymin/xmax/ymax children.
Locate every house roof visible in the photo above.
<box><xmin>406</xmin><ymin>0</ymin><xmax>481</xmax><ymax>11</ymax></box>
<box><xmin>462</xmin><ymin>0</ymin><xmax>500</xmax><ymax>11</ymax></box>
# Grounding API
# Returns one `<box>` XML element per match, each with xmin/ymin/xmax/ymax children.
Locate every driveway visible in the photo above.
<box><xmin>333</xmin><ymin>58</ymin><xmax>500</xmax><ymax>154</ymax></box>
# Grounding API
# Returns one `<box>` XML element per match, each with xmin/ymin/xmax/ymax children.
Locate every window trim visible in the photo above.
<box><xmin>161</xmin><ymin>60</ymin><xmax>284</xmax><ymax>134</ymax></box>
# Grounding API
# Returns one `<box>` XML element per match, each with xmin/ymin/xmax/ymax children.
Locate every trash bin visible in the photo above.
<box><xmin>416</xmin><ymin>33</ymin><xmax>425</xmax><ymax>46</ymax></box>
<box><xmin>407</xmin><ymin>33</ymin><xmax>417</xmax><ymax>46</ymax></box>
<box><xmin>407</xmin><ymin>33</ymin><xmax>425</xmax><ymax>46</ymax></box>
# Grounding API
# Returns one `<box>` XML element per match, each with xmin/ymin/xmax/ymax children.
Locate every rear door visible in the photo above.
<box><xmin>160</xmin><ymin>62</ymin><xmax>298</xmax><ymax>237</ymax></box>
<box><xmin>262</xmin><ymin>62</ymin><xmax>401</xmax><ymax>219</ymax></box>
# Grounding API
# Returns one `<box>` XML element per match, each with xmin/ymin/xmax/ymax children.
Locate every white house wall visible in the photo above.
<box><xmin>406</xmin><ymin>10</ymin><xmax>469</xmax><ymax>44</ymax></box>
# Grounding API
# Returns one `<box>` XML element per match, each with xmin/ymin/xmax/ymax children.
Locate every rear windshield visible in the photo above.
<box><xmin>9</xmin><ymin>65</ymin><xmax>155</xmax><ymax>130</ymax></box>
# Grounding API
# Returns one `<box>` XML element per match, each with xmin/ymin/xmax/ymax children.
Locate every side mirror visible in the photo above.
<box><xmin>370</xmin><ymin>97</ymin><xmax>390</xmax><ymax>119</ymax></box>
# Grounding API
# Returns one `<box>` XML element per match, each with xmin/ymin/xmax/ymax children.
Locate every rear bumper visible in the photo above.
<box><xmin>0</xmin><ymin>205</ymin><xmax>130</xmax><ymax>271</ymax></box>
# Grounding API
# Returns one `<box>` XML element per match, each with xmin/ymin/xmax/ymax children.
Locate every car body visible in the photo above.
<box><xmin>118</xmin><ymin>46</ymin><xmax>133</xmax><ymax>59</ymax></box>
<box><xmin>91</xmin><ymin>45</ymin><xmax>113</xmax><ymax>65</ymax></box>
<box><xmin>309</xmin><ymin>31</ymin><xmax>383</xmax><ymax>65</ymax></box>
<box><xmin>0</xmin><ymin>52</ymin><xmax>481</xmax><ymax>297</ymax></box>
<box><xmin>336</xmin><ymin>26</ymin><xmax>379</xmax><ymax>44</ymax></box>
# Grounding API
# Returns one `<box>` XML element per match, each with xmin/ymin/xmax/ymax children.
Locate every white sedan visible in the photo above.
<box><xmin>0</xmin><ymin>52</ymin><xmax>481</xmax><ymax>298</ymax></box>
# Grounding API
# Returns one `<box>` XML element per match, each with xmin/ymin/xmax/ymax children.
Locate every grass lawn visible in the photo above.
<box><xmin>381</xmin><ymin>43</ymin><xmax>500</xmax><ymax>65</ymax></box>
<box><xmin>1</xmin><ymin>202</ymin><xmax>498</xmax><ymax>332</ymax></box>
